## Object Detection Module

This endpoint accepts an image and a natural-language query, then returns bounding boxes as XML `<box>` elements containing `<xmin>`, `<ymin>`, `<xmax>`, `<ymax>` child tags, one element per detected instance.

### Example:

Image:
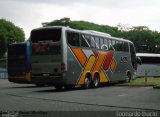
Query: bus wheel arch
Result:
<box><xmin>92</xmin><ymin>72</ymin><xmax>100</xmax><ymax>88</ymax></box>
<box><xmin>82</xmin><ymin>72</ymin><xmax>92</xmax><ymax>89</ymax></box>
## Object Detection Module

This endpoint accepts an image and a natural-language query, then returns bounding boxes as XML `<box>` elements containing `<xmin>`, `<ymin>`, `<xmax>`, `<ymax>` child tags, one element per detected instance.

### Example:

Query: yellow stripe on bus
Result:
<box><xmin>100</xmin><ymin>70</ymin><xmax>109</xmax><ymax>83</ymax></box>
<box><xmin>25</xmin><ymin>72</ymin><xmax>31</xmax><ymax>82</ymax></box>
<box><xmin>110</xmin><ymin>59</ymin><xmax>117</xmax><ymax>72</ymax></box>
<box><xmin>78</xmin><ymin>55</ymin><xmax>96</xmax><ymax>85</ymax></box>
<box><xmin>71</xmin><ymin>48</ymin><xmax>87</xmax><ymax>67</ymax></box>
<box><xmin>92</xmin><ymin>52</ymin><xmax>106</xmax><ymax>79</ymax></box>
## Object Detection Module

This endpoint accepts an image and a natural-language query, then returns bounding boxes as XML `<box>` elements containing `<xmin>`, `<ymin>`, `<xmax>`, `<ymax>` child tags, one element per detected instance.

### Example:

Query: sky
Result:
<box><xmin>0</xmin><ymin>0</ymin><xmax>160</xmax><ymax>39</ymax></box>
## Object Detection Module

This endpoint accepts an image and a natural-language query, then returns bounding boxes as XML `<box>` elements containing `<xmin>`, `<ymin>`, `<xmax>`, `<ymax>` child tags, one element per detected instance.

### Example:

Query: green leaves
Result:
<box><xmin>42</xmin><ymin>18</ymin><xmax>120</xmax><ymax>37</ymax></box>
<box><xmin>123</xmin><ymin>26</ymin><xmax>159</xmax><ymax>53</ymax></box>
<box><xmin>0</xmin><ymin>19</ymin><xmax>25</xmax><ymax>58</ymax></box>
<box><xmin>42</xmin><ymin>17</ymin><xmax>160</xmax><ymax>54</ymax></box>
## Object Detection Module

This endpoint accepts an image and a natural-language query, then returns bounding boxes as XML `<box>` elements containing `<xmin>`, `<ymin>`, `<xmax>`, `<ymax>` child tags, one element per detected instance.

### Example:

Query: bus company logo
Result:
<box><xmin>121</xmin><ymin>56</ymin><xmax>128</xmax><ymax>63</ymax></box>
<box><xmin>71</xmin><ymin>48</ymin><xmax>117</xmax><ymax>84</ymax></box>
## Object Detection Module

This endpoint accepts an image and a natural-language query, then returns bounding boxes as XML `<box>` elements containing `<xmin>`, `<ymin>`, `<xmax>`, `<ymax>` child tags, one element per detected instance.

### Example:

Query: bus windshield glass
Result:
<box><xmin>31</xmin><ymin>28</ymin><xmax>61</xmax><ymax>43</ymax></box>
<box><xmin>140</xmin><ymin>57</ymin><xmax>160</xmax><ymax>64</ymax></box>
<box><xmin>8</xmin><ymin>44</ymin><xmax>25</xmax><ymax>56</ymax></box>
<box><xmin>8</xmin><ymin>44</ymin><xmax>26</xmax><ymax>75</ymax></box>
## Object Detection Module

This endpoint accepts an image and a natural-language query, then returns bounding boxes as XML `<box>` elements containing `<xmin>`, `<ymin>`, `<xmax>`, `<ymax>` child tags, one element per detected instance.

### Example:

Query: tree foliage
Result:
<box><xmin>43</xmin><ymin>17</ymin><xmax>120</xmax><ymax>37</ymax></box>
<box><xmin>121</xmin><ymin>26</ymin><xmax>158</xmax><ymax>53</ymax></box>
<box><xmin>0</xmin><ymin>19</ymin><xmax>25</xmax><ymax>58</ymax></box>
<box><xmin>42</xmin><ymin>17</ymin><xmax>160</xmax><ymax>53</ymax></box>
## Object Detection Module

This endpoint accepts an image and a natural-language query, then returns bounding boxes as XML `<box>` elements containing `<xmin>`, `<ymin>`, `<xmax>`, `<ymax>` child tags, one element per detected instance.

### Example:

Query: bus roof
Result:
<box><xmin>31</xmin><ymin>26</ymin><xmax>133</xmax><ymax>43</ymax></box>
<box><xmin>82</xmin><ymin>30</ymin><xmax>111</xmax><ymax>37</ymax></box>
<box><xmin>136</xmin><ymin>53</ymin><xmax>160</xmax><ymax>57</ymax></box>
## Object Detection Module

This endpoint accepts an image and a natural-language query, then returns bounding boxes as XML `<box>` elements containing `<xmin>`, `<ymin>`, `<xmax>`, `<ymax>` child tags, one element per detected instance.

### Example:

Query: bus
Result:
<box><xmin>136</xmin><ymin>53</ymin><xmax>160</xmax><ymax>77</ymax></box>
<box><xmin>30</xmin><ymin>26</ymin><xmax>137</xmax><ymax>89</ymax></box>
<box><xmin>7</xmin><ymin>41</ymin><xmax>31</xmax><ymax>83</ymax></box>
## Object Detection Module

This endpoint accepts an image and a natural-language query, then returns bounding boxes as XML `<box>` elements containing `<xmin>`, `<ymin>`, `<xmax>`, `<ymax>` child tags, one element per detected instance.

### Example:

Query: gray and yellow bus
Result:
<box><xmin>30</xmin><ymin>26</ymin><xmax>137</xmax><ymax>89</ymax></box>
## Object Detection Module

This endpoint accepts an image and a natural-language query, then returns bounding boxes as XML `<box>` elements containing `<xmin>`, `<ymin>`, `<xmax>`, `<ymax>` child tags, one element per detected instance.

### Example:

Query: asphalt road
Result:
<box><xmin>0</xmin><ymin>79</ymin><xmax>160</xmax><ymax>113</ymax></box>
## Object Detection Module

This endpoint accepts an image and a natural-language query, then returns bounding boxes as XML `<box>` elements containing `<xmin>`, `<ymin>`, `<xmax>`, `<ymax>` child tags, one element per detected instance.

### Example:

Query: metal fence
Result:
<box><xmin>0</xmin><ymin>59</ymin><xmax>8</xmax><ymax>79</ymax></box>
<box><xmin>0</xmin><ymin>69</ymin><xmax>8</xmax><ymax>79</ymax></box>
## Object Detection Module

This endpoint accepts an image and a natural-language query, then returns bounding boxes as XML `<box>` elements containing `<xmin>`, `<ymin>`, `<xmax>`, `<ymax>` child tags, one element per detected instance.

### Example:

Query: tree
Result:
<box><xmin>42</xmin><ymin>17</ymin><xmax>120</xmax><ymax>37</ymax></box>
<box><xmin>42</xmin><ymin>17</ymin><xmax>160</xmax><ymax>54</ymax></box>
<box><xmin>122</xmin><ymin>26</ymin><xmax>158</xmax><ymax>53</ymax></box>
<box><xmin>0</xmin><ymin>19</ymin><xmax>25</xmax><ymax>58</ymax></box>
<box><xmin>0</xmin><ymin>32</ymin><xmax>7</xmax><ymax>58</ymax></box>
<box><xmin>42</xmin><ymin>17</ymin><xmax>71</xmax><ymax>27</ymax></box>
<box><xmin>154</xmin><ymin>32</ymin><xmax>160</xmax><ymax>53</ymax></box>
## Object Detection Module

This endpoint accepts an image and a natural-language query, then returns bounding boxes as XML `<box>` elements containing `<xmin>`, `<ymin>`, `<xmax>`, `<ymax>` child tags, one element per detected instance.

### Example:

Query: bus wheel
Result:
<box><xmin>83</xmin><ymin>75</ymin><xmax>91</xmax><ymax>89</ymax></box>
<box><xmin>54</xmin><ymin>85</ymin><xmax>63</xmax><ymax>90</ymax></box>
<box><xmin>92</xmin><ymin>74</ymin><xmax>100</xmax><ymax>88</ymax></box>
<box><xmin>126</xmin><ymin>73</ymin><xmax>131</xmax><ymax>83</ymax></box>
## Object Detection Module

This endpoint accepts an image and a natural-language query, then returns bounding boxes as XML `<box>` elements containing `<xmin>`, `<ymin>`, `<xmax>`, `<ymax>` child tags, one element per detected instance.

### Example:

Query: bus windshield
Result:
<box><xmin>31</xmin><ymin>28</ymin><xmax>61</xmax><ymax>43</ymax></box>
<box><xmin>140</xmin><ymin>57</ymin><xmax>160</xmax><ymax>64</ymax></box>
<box><xmin>8</xmin><ymin>44</ymin><xmax>25</xmax><ymax>56</ymax></box>
<box><xmin>8</xmin><ymin>43</ymin><xmax>27</xmax><ymax>75</ymax></box>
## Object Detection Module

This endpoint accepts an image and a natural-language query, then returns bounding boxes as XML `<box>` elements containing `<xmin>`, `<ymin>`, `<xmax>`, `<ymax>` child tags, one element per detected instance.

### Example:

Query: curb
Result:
<box><xmin>116</xmin><ymin>85</ymin><xmax>154</xmax><ymax>87</ymax></box>
<box><xmin>116</xmin><ymin>84</ymin><xmax>160</xmax><ymax>89</ymax></box>
<box><xmin>114</xmin><ymin>83</ymin><xmax>154</xmax><ymax>87</ymax></box>
<box><xmin>153</xmin><ymin>85</ymin><xmax>160</xmax><ymax>89</ymax></box>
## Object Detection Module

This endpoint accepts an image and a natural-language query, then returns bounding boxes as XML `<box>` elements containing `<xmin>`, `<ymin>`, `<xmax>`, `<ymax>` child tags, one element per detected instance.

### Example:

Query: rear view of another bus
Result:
<box><xmin>7</xmin><ymin>41</ymin><xmax>31</xmax><ymax>83</ymax></box>
<box><xmin>30</xmin><ymin>27</ymin><xmax>65</xmax><ymax>87</ymax></box>
<box><xmin>136</xmin><ymin>53</ymin><xmax>160</xmax><ymax>77</ymax></box>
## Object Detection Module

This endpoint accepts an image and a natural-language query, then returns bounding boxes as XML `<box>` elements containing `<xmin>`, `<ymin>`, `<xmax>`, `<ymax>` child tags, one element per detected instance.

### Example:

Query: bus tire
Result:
<box><xmin>126</xmin><ymin>72</ymin><xmax>131</xmax><ymax>83</ymax></box>
<box><xmin>83</xmin><ymin>74</ymin><xmax>91</xmax><ymax>89</ymax></box>
<box><xmin>92</xmin><ymin>74</ymin><xmax>100</xmax><ymax>88</ymax></box>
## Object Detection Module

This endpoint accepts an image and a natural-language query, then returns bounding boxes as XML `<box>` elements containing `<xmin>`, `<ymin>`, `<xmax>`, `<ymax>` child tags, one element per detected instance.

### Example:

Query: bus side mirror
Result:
<box><xmin>137</xmin><ymin>57</ymin><xmax>142</xmax><ymax>65</ymax></box>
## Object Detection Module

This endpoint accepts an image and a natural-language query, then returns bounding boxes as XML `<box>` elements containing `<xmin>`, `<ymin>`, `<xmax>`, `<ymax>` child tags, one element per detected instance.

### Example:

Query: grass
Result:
<box><xmin>131</xmin><ymin>77</ymin><xmax>160</xmax><ymax>85</ymax></box>
<box><xmin>120</xmin><ymin>77</ymin><xmax>160</xmax><ymax>86</ymax></box>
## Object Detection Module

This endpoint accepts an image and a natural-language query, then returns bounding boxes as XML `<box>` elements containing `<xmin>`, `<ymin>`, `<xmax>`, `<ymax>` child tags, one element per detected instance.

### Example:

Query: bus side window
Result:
<box><xmin>84</xmin><ymin>35</ymin><xmax>91</xmax><ymax>46</ymax></box>
<box><xmin>109</xmin><ymin>40</ymin><xmax>114</xmax><ymax>51</ymax></box>
<box><xmin>116</xmin><ymin>41</ymin><xmax>119</xmax><ymax>51</ymax></box>
<box><xmin>117</xmin><ymin>41</ymin><xmax>123</xmax><ymax>51</ymax></box>
<box><xmin>80</xmin><ymin>34</ymin><xmax>90</xmax><ymax>48</ymax></box>
<box><xmin>100</xmin><ymin>38</ymin><xmax>104</xmax><ymax>50</ymax></box>
<box><xmin>112</xmin><ymin>40</ymin><xmax>116</xmax><ymax>51</ymax></box>
<box><xmin>67</xmin><ymin>32</ymin><xmax>80</xmax><ymax>47</ymax></box>
<box><xmin>102</xmin><ymin>38</ymin><xmax>108</xmax><ymax>50</ymax></box>
<box><xmin>119</xmin><ymin>41</ymin><xmax>123</xmax><ymax>51</ymax></box>
<box><xmin>124</xmin><ymin>42</ymin><xmax>129</xmax><ymax>52</ymax></box>
<box><xmin>90</xmin><ymin>36</ymin><xmax>96</xmax><ymax>48</ymax></box>
<box><xmin>95</xmin><ymin>37</ymin><xmax>100</xmax><ymax>49</ymax></box>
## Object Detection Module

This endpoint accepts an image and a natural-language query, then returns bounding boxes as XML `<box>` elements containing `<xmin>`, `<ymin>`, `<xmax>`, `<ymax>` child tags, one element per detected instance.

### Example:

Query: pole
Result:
<box><xmin>145</xmin><ymin>70</ymin><xmax>147</xmax><ymax>83</ymax></box>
